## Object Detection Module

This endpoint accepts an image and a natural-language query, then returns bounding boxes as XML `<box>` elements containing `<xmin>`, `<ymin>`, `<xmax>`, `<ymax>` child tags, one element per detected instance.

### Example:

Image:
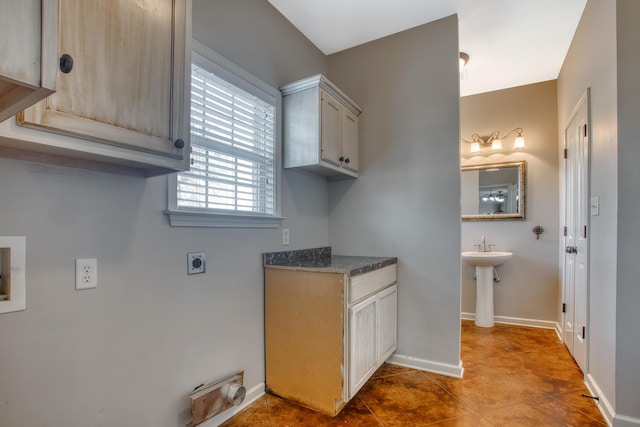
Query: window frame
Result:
<box><xmin>166</xmin><ymin>40</ymin><xmax>284</xmax><ymax>228</ymax></box>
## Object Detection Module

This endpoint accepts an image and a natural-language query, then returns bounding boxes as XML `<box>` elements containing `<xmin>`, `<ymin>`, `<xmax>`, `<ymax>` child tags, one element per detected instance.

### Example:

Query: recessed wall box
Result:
<box><xmin>0</xmin><ymin>236</ymin><xmax>26</xmax><ymax>314</ymax></box>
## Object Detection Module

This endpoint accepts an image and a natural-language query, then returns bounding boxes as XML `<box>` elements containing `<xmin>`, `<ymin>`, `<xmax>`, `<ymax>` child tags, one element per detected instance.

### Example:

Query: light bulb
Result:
<box><xmin>513</xmin><ymin>135</ymin><xmax>526</xmax><ymax>149</ymax></box>
<box><xmin>470</xmin><ymin>142</ymin><xmax>481</xmax><ymax>153</ymax></box>
<box><xmin>491</xmin><ymin>139</ymin><xmax>503</xmax><ymax>150</ymax></box>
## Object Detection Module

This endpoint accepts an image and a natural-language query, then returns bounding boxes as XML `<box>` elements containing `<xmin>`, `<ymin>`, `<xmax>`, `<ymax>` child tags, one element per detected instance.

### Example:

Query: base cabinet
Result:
<box><xmin>349</xmin><ymin>294</ymin><xmax>378</xmax><ymax>397</ymax></box>
<box><xmin>349</xmin><ymin>284</ymin><xmax>398</xmax><ymax>398</ymax></box>
<box><xmin>377</xmin><ymin>285</ymin><xmax>398</xmax><ymax>362</ymax></box>
<box><xmin>265</xmin><ymin>264</ymin><xmax>397</xmax><ymax>416</ymax></box>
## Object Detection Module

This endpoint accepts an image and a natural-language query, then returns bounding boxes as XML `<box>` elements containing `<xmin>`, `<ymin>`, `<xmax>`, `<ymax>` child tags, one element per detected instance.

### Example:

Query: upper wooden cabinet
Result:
<box><xmin>0</xmin><ymin>0</ymin><xmax>191</xmax><ymax>176</ymax></box>
<box><xmin>0</xmin><ymin>0</ymin><xmax>58</xmax><ymax>123</ymax></box>
<box><xmin>281</xmin><ymin>75</ymin><xmax>361</xmax><ymax>179</ymax></box>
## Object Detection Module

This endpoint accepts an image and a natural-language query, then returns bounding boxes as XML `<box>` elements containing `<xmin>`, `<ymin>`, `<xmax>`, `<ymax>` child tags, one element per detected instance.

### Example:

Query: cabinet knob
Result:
<box><xmin>59</xmin><ymin>54</ymin><xmax>74</xmax><ymax>74</ymax></box>
<box><xmin>339</xmin><ymin>156</ymin><xmax>345</xmax><ymax>162</ymax></box>
<box><xmin>344</xmin><ymin>158</ymin><xmax>350</xmax><ymax>164</ymax></box>
<box><xmin>174</xmin><ymin>139</ymin><xmax>185</xmax><ymax>149</ymax></box>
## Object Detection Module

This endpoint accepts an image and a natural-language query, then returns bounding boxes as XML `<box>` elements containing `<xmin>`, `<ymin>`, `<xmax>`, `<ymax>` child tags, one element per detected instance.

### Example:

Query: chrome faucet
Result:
<box><xmin>474</xmin><ymin>234</ymin><xmax>494</xmax><ymax>252</ymax></box>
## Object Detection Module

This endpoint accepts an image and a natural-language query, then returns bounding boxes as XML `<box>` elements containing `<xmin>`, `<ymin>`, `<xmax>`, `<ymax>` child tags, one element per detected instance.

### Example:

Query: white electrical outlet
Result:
<box><xmin>282</xmin><ymin>228</ymin><xmax>290</xmax><ymax>246</ymax></box>
<box><xmin>188</xmin><ymin>252</ymin><xmax>205</xmax><ymax>275</ymax></box>
<box><xmin>75</xmin><ymin>258</ymin><xmax>97</xmax><ymax>290</ymax></box>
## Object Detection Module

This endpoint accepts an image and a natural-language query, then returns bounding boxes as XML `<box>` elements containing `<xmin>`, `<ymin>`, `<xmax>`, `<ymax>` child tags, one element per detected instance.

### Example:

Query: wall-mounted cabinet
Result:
<box><xmin>0</xmin><ymin>0</ymin><xmax>58</xmax><ymax>124</ymax></box>
<box><xmin>0</xmin><ymin>0</ymin><xmax>191</xmax><ymax>176</ymax></box>
<box><xmin>281</xmin><ymin>74</ymin><xmax>361</xmax><ymax>179</ymax></box>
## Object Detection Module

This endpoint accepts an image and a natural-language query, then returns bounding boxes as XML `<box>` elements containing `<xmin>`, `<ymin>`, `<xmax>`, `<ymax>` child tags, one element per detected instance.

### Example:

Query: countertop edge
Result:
<box><xmin>264</xmin><ymin>257</ymin><xmax>397</xmax><ymax>276</ymax></box>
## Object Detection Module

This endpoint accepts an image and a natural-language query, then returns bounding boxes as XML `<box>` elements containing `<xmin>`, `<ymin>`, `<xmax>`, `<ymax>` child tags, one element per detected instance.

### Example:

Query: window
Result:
<box><xmin>167</xmin><ymin>41</ymin><xmax>283</xmax><ymax>227</ymax></box>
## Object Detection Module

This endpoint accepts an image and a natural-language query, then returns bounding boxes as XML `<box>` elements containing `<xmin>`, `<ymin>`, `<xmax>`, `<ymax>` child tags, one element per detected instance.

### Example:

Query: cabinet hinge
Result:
<box><xmin>584</xmin><ymin>124</ymin><xmax>588</xmax><ymax>138</ymax></box>
<box><xmin>562</xmin><ymin>303</ymin><xmax>566</xmax><ymax>313</ymax></box>
<box><xmin>582</xmin><ymin>326</ymin><xmax>586</xmax><ymax>339</ymax></box>
<box><xmin>563</xmin><ymin>226</ymin><xmax>567</xmax><ymax>237</ymax></box>
<box><xmin>564</xmin><ymin>148</ymin><xmax>568</xmax><ymax>159</ymax></box>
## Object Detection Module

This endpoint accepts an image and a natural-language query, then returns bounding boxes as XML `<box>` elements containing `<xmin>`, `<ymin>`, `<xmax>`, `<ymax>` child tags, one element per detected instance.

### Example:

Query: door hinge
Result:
<box><xmin>563</xmin><ymin>226</ymin><xmax>567</xmax><ymax>237</ymax></box>
<box><xmin>583</xmin><ymin>225</ymin><xmax>587</xmax><ymax>238</ymax></box>
<box><xmin>582</xmin><ymin>326</ymin><xmax>586</xmax><ymax>339</ymax></box>
<box><xmin>584</xmin><ymin>124</ymin><xmax>588</xmax><ymax>138</ymax></box>
<box><xmin>563</xmin><ymin>148</ymin><xmax>568</xmax><ymax>159</ymax></box>
<box><xmin>562</xmin><ymin>303</ymin><xmax>566</xmax><ymax>313</ymax></box>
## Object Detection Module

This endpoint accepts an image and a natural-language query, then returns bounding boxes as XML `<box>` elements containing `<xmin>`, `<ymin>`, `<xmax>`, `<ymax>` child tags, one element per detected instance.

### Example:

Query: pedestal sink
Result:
<box><xmin>462</xmin><ymin>251</ymin><xmax>512</xmax><ymax>327</ymax></box>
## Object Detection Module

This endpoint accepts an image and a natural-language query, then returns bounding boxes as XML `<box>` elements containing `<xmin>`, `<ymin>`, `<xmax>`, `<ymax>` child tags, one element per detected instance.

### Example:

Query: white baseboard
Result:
<box><xmin>554</xmin><ymin>323</ymin><xmax>563</xmax><ymax>341</ymax></box>
<box><xmin>586</xmin><ymin>373</ymin><xmax>640</xmax><ymax>427</ymax></box>
<box><xmin>584</xmin><ymin>372</ymin><xmax>640</xmax><ymax>427</ymax></box>
<box><xmin>585</xmin><ymin>373</ymin><xmax>614</xmax><ymax>426</ymax></box>
<box><xmin>461</xmin><ymin>312</ymin><xmax>561</xmax><ymax>333</ymax></box>
<box><xmin>614</xmin><ymin>414</ymin><xmax>640</xmax><ymax>427</ymax></box>
<box><xmin>387</xmin><ymin>354</ymin><xmax>464</xmax><ymax>378</ymax></box>
<box><xmin>196</xmin><ymin>382</ymin><xmax>265</xmax><ymax>427</ymax></box>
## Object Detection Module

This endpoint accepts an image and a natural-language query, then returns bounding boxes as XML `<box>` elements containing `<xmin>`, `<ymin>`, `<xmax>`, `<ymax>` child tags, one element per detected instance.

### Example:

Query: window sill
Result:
<box><xmin>164</xmin><ymin>209</ymin><xmax>285</xmax><ymax>228</ymax></box>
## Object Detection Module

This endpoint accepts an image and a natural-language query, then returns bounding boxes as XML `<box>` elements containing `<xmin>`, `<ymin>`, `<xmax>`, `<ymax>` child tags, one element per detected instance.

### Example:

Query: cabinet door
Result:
<box><xmin>0</xmin><ymin>0</ymin><xmax>57</xmax><ymax>122</ymax></box>
<box><xmin>0</xmin><ymin>0</ymin><xmax>41</xmax><ymax>88</ymax></box>
<box><xmin>341</xmin><ymin>109</ymin><xmax>358</xmax><ymax>173</ymax></box>
<box><xmin>19</xmin><ymin>0</ymin><xmax>189</xmax><ymax>164</ymax></box>
<box><xmin>377</xmin><ymin>284</ymin><xmax>398</xmax><ymax>363</ymax></box>
<box><xmin>320</xmin><ymin>89</ymin><xmax>341</xmax><ymax>167</ymax></box>
<box><xmin>349</xmin><ymin>294</ymin><xmax>377</xmax><ymax>398</ymax></box>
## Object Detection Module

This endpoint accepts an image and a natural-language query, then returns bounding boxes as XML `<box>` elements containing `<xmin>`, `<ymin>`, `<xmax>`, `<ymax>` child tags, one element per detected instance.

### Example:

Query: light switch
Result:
<box><xmin>591</xmin><ymin>196</ymin><xmax>600</xmax><ymax>216</ymax></box>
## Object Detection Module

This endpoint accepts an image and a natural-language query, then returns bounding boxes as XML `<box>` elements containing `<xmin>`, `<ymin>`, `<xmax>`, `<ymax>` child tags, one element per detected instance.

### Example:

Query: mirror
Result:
<box><xmin>461</xmin><ymin>161</ymin><xmax>526</xmax><ymax>221</ymax></box>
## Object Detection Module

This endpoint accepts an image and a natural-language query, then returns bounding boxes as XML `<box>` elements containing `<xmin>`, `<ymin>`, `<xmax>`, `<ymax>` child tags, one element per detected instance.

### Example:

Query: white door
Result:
<box><xmin>563</xmin><ymin>93</ymin><xmax>589</xmax><ymax>373</ymax></box>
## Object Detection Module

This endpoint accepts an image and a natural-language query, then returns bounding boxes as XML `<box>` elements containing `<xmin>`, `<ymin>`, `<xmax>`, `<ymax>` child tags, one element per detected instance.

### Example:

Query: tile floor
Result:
<box><xmin>221</xmin><ymin>321</ymin><xmax>607</xmax><ymax>426</ymax></box>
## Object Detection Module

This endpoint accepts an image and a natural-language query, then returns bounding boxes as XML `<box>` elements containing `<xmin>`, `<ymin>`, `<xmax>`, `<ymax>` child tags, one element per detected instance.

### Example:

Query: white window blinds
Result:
<box><xmin>177</xmin><ymin>62</ymin><xmax>276</xmax><ymax>215</ymax></box>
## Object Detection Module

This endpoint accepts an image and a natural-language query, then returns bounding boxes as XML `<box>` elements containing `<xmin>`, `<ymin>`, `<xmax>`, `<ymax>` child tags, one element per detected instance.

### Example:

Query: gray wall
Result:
<box><xmin>557</xmin><ymin>0</ymin><xmax>619</xmax><ymax>419</ymax></box>
<box><xmin>326</xmin><ymin>16</ymin><xmax>462</xmax><ymax>370</ymax></box>
<box><xmin>460</xmin><ymin>81</ymin><xmax>560</xmax><ymax>324</ymax></box>
<box><xmin>615</xmin><ymin>0</ymin><xmax>640</xmax><ymax>421</ymax></box>
<box><xmin>560</xmin><ymin>0</ymin><xmax>640</xmax><ymax>420</ymax></box>
<box><xmin>0</xmin><ymin>1</ymin><xmax>330</xmax><ymax>426</ymax></box>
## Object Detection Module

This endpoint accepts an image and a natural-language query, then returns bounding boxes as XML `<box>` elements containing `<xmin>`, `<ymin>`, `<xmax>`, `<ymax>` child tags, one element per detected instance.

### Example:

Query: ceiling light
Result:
<box><xmin>459</xmin><ymin>52</ymin><xmax>469</xmax><ymax>73</ymax></box>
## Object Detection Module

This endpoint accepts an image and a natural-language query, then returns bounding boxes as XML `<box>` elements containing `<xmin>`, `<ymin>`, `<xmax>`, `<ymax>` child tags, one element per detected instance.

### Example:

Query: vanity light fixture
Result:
<box><xmin>462</xmin><ymin>128</ymin><xmax>526</xmax><ymax>154</ymax></box>
<box><xmin>481</xmin><ymin>189</ymin><xmax>505</xmax><ymax>203</ymax></box>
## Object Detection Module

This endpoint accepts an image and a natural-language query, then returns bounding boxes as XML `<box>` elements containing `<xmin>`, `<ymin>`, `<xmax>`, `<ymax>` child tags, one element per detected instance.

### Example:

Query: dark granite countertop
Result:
<box><xmin>263</xmin><ymin>247</ymin><xmax>397</xmax><ymax>276</ymax></box>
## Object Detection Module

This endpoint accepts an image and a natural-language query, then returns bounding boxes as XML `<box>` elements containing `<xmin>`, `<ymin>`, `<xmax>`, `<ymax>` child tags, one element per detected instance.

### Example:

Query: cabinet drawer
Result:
<box><xmin>349</xmin><ymin>264</ymin><xmax>397</xmax><ymax>304</ymax></box>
